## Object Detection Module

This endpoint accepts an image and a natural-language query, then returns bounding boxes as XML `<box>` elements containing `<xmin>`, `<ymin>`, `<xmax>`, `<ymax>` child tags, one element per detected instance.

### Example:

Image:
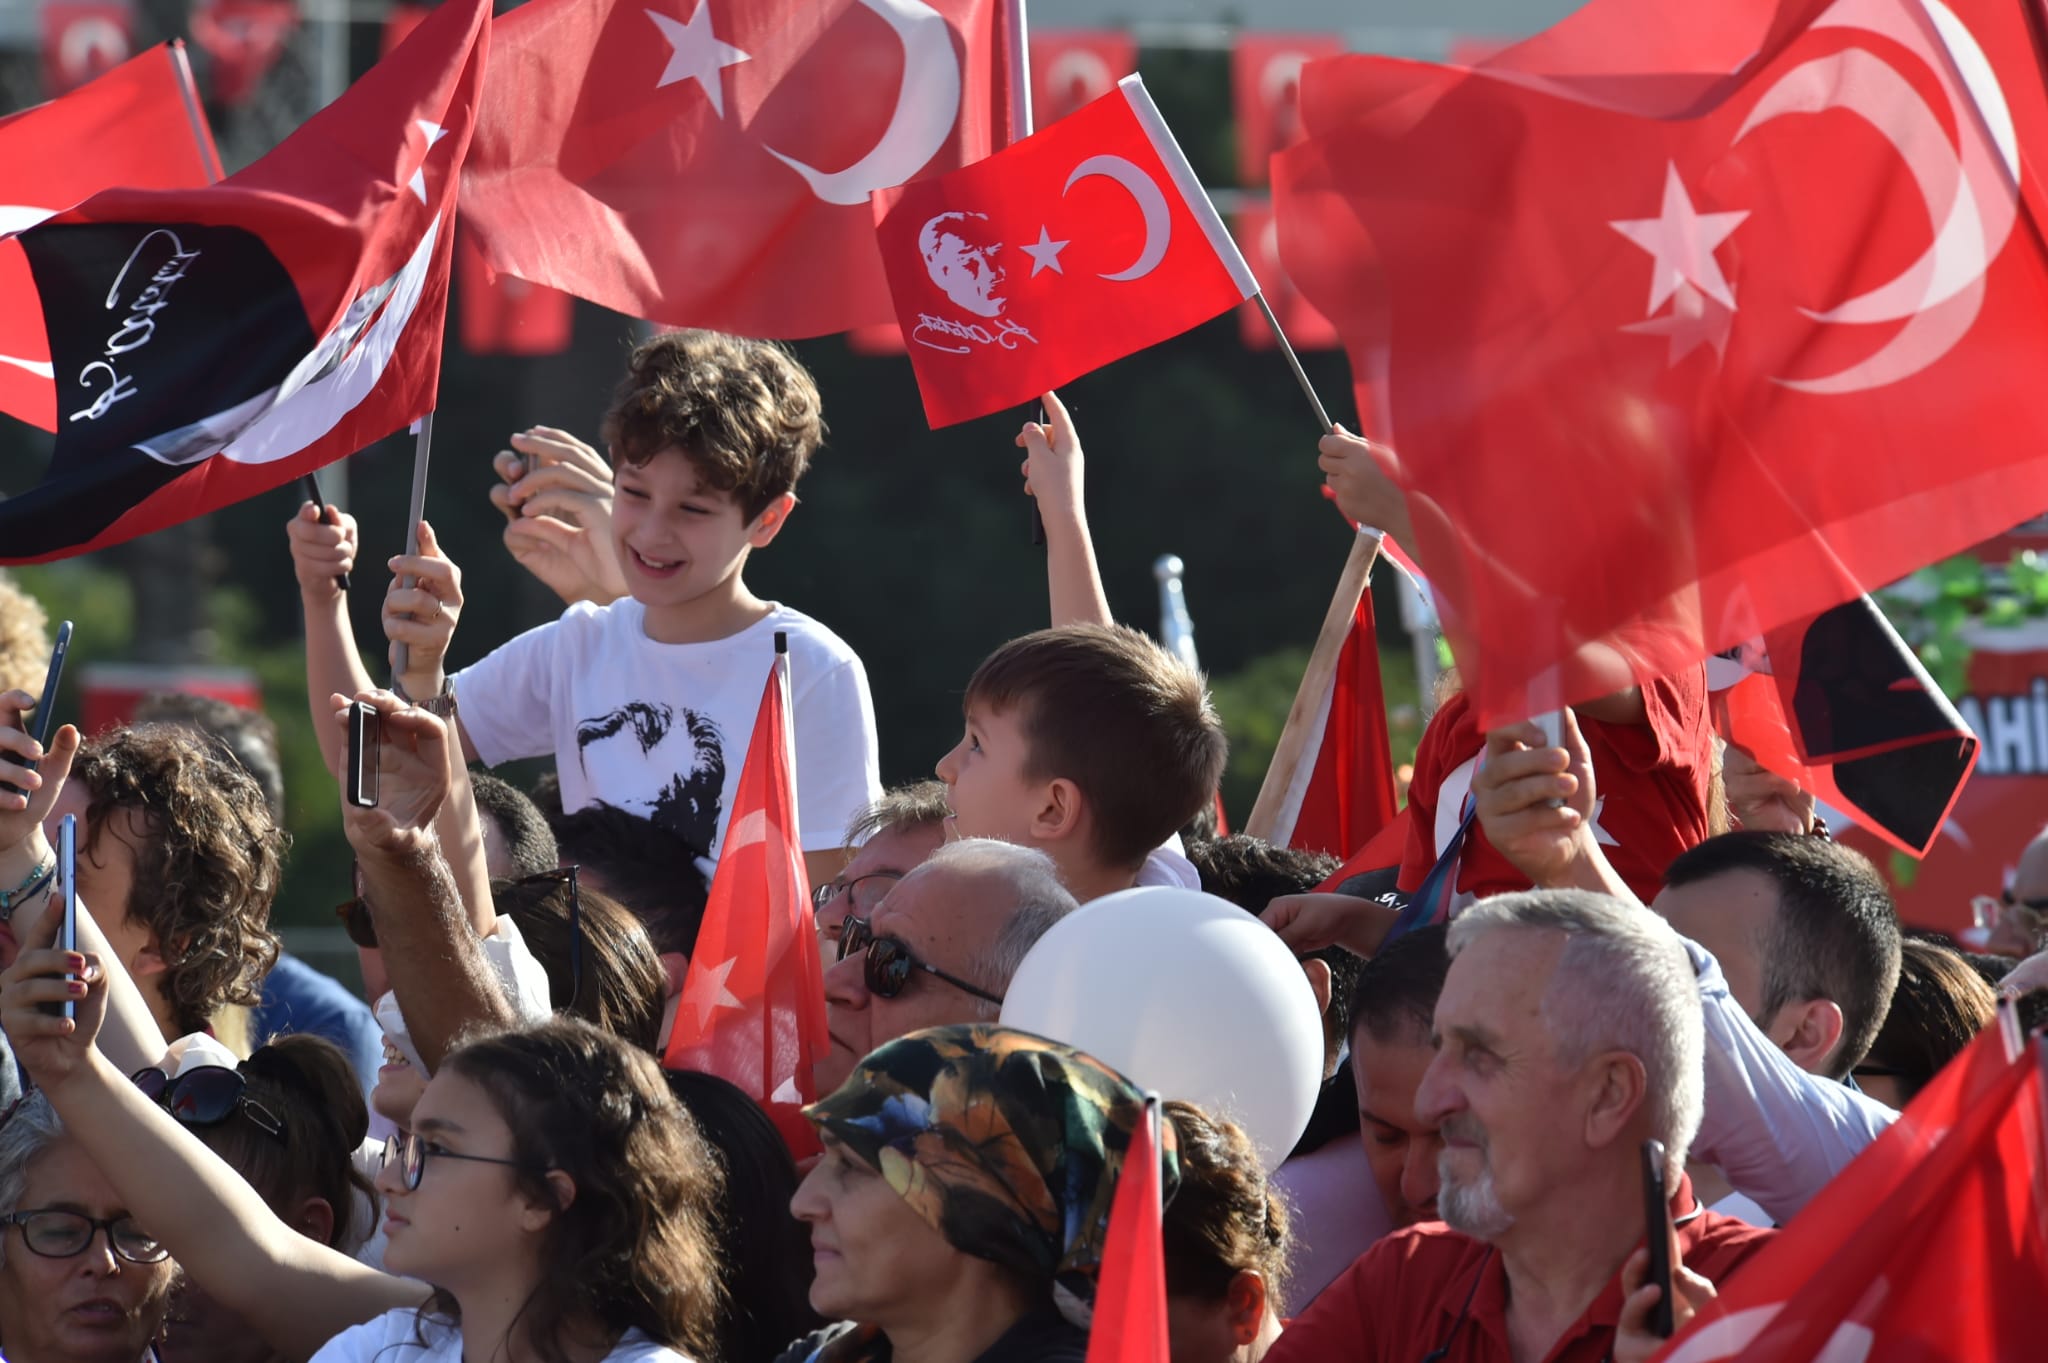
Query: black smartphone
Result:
<box><xmin>1641</xmin><ymin>1137</ymin><xmax>1675</xmax><ymax>1338</ymax></box>
<box><xmin>40</xmin><ymin>813</ymin><xmax>77</xmax><ymax>1020</ymax></box>
<box><xmin>346</xmin><ymin>700</ymin><xmax>380</xmax><ymax>809</ymax></box>
<box><xmin>4</xmin><ymin>620</ymin><xmax>72</xmax><ymax>800</ymax></box>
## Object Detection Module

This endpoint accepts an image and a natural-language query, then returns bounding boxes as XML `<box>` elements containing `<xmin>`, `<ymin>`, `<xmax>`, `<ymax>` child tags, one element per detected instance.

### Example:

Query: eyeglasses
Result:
<box><xmin>0</xmin><ymin>1209</ymin><xmax>169</xmax><ymax>1264</ymax></box>
<box><xmin>813</xmin><ymin>871</ymin><xmax>903</xmax><ymax>918</ymax></box>
<box><xmin>132</xmin><ymin>1065</ymin><xmax>286</xmax><ymax>1143</ymax></box>
<box><xmin>837</xmin><ymin>914</ymin><xmax>1003</xmax><ymax>1005</ymax></box>
<box><xmin>381</xmin><ymin>1129</ymin><xmax>527</xmax><ymax>1192</ymax></box>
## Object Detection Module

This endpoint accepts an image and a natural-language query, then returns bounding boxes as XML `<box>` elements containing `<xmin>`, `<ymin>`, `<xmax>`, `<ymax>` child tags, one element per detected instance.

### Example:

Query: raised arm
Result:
<box><xmin>334</xmin><ymin>691</ymin><xmax>518</xmax><ymax>1070</ymax></box>
<box><xmin>0</xmin><ymin>937</ymin><xmax>419</xmax><ymax>1360</ymax></box>
<box><xmin>490</xmin><ymin>426</ymin><xmax>629</xmax><ymax>607</ymax></box>
<box><xmin>287</xmin><ymin>503</ymin><xmax>377</xmax><ymax>780</ymax></box>
<box><xmin>1020</xmin><ymin>390</ymin><xmax>1114</xmax><ymax>630</ymax></box>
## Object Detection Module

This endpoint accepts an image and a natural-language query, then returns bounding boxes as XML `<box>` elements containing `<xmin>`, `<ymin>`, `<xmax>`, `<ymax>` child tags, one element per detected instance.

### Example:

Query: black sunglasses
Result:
<box><xmin>838</xmin><ymin>914</ymin><xmax>1003</xmax><ymax>1005</ymax></box>
<box><xmin>132</xmin><ymin>1065</ymin><xmax>285</xmax><ymax>1143</ymax></box>
<box><xmin>493</xmin><ymin>866</ymin><xmax>582</xmax><ymax>1011</ymax></box>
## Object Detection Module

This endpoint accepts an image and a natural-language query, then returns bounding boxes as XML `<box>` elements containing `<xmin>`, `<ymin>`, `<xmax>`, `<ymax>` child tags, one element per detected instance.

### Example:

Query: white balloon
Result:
<box><xmin>1000</xmin><ymin>886</ymin><xmax>1326</xmax><ymax>1168</ymax></box>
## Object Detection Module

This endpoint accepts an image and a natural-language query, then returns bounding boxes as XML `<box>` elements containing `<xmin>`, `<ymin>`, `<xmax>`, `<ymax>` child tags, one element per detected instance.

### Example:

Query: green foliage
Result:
<box><xmin>1879</xmin><ymin>549</ymin><xmax>2048</xmax><ymax>700</ymax></box>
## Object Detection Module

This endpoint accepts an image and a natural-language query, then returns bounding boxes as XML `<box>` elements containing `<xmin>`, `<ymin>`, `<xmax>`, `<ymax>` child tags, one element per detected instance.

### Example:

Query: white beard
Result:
<box><xmin>1438</xmin><ymin>1149</ymin><xmax>1516</xmax><ymax>1239</ymax></box>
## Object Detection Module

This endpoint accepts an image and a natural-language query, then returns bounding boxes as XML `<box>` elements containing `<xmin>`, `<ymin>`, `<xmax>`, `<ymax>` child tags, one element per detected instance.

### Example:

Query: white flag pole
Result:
<box><xmin>390</xmin><ymin>412</ymin><xmax>435</xmax><ymax>682</ymax></box>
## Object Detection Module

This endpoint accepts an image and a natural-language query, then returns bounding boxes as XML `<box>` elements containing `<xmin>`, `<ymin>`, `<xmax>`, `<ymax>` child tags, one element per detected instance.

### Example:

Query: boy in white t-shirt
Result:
<box><xmin>293</xmin><ymin>331</ymin><xmax>879</xmax><ymax>886</ymax></box>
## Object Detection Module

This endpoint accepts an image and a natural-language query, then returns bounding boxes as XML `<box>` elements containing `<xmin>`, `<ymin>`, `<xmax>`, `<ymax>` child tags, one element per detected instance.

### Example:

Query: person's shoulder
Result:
<box><xmin>761</xmin><ymin>604</ymin><xmax>864</xmax><ymax>668</ymax></box>
<box><xmin>605</xmin><ymin>1330</ymin><xmax>701</xmax><ymax>1362</ymax></box>
<box><xmin>308</xmin><ymin>1309</ymin><xmax>450</xmax><ymax>1362</ymax></box>
<box><xmin>1319</xmin><ymin>1222</ymin><xmax>1485</xmax><ymax>1302</ymax></box>
<box><xmin>1686</xmin><ymin>1205</ymin><xmax>1779</xmax><ymax>1279</ymax></box>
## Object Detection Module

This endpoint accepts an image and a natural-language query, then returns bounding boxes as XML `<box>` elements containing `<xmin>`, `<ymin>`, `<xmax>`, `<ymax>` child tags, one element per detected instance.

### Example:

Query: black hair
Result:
<box><xmin>1347</xmin><ymin>924</ymin><xmax>1452</xmax><ymax>1047</ymax></box>
<box><xmin>470</xmin><ymin>770</ymin><xmax>560</xmax><ymax>877</ymax></box>
<box><xmin>548</xmin><ymin>801</ymin><xmax>709</xmax><ymax>959</ymax></box>
<box><xmin>496</xmin><ymin>875</ymin><xmax>666</xmax><ymax>1054</ymax></box>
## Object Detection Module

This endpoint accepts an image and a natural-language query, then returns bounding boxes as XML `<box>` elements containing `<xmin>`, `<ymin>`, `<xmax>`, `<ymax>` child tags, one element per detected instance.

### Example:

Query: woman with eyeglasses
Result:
<box><xmin>1</xmin><ymin>937</ymin><xmax>727</xmax><ymax>1363</ymax></box>
<box><xmin>779</xmin><ymin>1024</ymin><xmax>1174</xmax><ymax>1363</ymax></box>
<box><xmin>0</xmin><ymin>1090</ymin><xmax>176</xmax><ymax>1363</ymax></box>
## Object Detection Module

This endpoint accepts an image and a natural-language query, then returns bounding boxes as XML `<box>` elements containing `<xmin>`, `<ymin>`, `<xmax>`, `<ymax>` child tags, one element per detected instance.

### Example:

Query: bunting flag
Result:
<box><xmin>1031</xmin><ymin>29</ymin><xmax>1137</xmax><ymax>127</ymax></box>
<box><xmin>462</xmin><ymin>0</ymin><xmax>1013</xmax><ymax>338</ymax></box>
<box><xmin>41</xmin><ymin>1</ymin><xmax>135</xmax><ymax>96</ymax></box>
<box><xmin>1236</xmin><ymin>196</ymin><xmax>1338</xmax><ymax>352</ymax></box>
<box><xmin>1229</xmin><ymin>32</ymin><xmax>1343</xmax><ymax>187</ymax></box>
<box><xmin>0</xmin><ymin>0</ymin><xmax>488</xmax><ymax>563</ymax></box>
<box><xmin>189</xmin><ymin>0</ymin><xmax>300</xmax><ymax>107</ymax></box>
<box><xmin>1273</xmin><ymin>0</ymin><xmax>2048</xmax><ymax>726</ymax></box>
<box><xmin>874</xmin><ymin>75</ymin><xmax>1258</xmax><ymax>427</ymax></box>
<box><xmin>0</xmin><ymin>43</ymin><xmax>220</xmax><ymax>432</ymax></box>
<box><xmin>663</xmin><ymin>637</ymin><xmax>829</xmax><ymax>1157</ymax></box>
<box><xmin>1659</xmin><ymin>1015</ymin><xmax>2048</xmax><ymax>1362</ymax></box>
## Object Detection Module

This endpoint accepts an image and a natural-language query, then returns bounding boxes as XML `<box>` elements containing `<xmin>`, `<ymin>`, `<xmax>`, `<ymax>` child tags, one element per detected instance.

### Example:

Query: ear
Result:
<box><xmin>1028</xmin><ymin>776</ymin><xmax>1086</xmax><ymax>847</ymax></box>
<box><xmin>520</xmin><ymin>1170</ymin><xmax>578</xmax><ymax>1232</ymax></box>
<box><xmin>747</xmin><ymin>492</ymin><xmax>799</xmax><ymax>548</ymax></box>
<box><xmin>127</xmin><ymin>929</ymin><xmax>172</xmax><ymax>981</ymax></box>
<box><xmin>290</xmin><ymin>1196</ymin><xmax>336</xmax><ymax>1246</ymax></box>
<box><xmin>1224</xmin><ymin>1270</ymin><xmax>1268</xmax><ymax>1347</ymax></box>
<box><xmin>1301</xmin><ymin>958</ymin><xmax>1334</xmax><ymax>1018</ymax></box>
<box><xmin>1775</xmin><ymin>998</ymin><xmax>1846</xmax><ymax>1075</ymax></box>
<box><xmin>1582</xmin><ymin>1049</ymin><xmax>1648</xmax><ymax>1154</ymax></box>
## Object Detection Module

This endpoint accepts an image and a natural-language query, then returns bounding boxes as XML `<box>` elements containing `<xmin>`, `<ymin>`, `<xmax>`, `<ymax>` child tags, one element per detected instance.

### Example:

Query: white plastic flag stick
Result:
<box><xmin>390</xmin><ymin>411</ymin><xmax>434</xmax><ymax>682</ymax></box>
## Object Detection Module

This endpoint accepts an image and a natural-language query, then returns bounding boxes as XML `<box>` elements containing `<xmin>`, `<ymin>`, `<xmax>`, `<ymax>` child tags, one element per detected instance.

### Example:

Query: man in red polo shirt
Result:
<box><xmin>1265</xmin><ymin>888</ymin><xmax>1772</xmax><ymax>1362</ymax></box>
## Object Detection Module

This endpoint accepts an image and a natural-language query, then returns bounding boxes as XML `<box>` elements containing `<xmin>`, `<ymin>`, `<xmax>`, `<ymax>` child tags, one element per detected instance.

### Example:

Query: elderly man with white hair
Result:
<box><xmin>816</xmin><ymin>837</ymin><xmax>1078</xmax><ymax>1091</ymax></box>
<box><xmin>1266</xmin><ymin>889</ymin><xmax>1775</xmax><ymax>1363</ymax></box>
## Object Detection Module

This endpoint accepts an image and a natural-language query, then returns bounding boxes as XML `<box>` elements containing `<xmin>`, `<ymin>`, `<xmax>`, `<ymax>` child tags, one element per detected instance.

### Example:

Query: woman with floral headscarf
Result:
<box><xmin>778</xmin><ymin>1024</ymin><xmax>1178</xmax><ymax>1363</ymax></box>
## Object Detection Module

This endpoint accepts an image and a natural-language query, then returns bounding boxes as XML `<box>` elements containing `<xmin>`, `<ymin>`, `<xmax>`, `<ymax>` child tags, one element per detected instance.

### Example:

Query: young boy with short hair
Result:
<box><xmin>291</xmin><ymin>330</ymin><xmax>880</xmax><ymax>886</ymax></box>
<box><xmin>937</xmin><ymin>623</ymin><xmax>1227</xmax><ymax>902</ymax></box>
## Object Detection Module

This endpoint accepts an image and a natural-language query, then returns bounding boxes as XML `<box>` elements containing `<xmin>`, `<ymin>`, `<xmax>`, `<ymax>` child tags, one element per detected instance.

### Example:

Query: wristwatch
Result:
<box><xmin>395</xmin><ymin>677</ymin><xmax>458</xmax><ymax>721</ymax></box>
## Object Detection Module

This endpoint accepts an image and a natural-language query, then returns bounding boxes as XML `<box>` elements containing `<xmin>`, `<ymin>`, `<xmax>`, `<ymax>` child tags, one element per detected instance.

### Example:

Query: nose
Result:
<box><xmin>372</xmin><ymin>1144</ymin><xmax>408</xmax><ymax>1199</ymax></box>
<box><xmin>1402</xmin><ymin>1134</ymin><xmax>1443</xmax><ymax>1216</ymax></box>
<box><xmin>78</xmin><ymin>1228</ymin><xmax>122</xmax><ymax>1278</ymax></box>
<box><xmin>934</xmin><ymin>741</ymin><xmax>961</xmax><ymax>784</ymax></box>
<box><xmin>1413</xmin><ymin>1050</ymin><xmax>1461</xmax><ymax>1129</ymax></box>
<box><xmin>790</xmin><ymin>1160</ymin><xmax>828</xmax><ymax>1225</ymax></box>
<box><xmin>823</xmin><ymin>950</ymin><xmax>869</xmax><ymax>1010</ymax></box>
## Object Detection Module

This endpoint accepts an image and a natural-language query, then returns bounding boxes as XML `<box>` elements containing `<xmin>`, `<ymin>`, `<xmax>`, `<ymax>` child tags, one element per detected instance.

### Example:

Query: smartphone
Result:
<box><xmin>4</xmin><ymin>620</ymin><xmax>72</xmax><ymax>800</ymax></box>
<box><xmin>1641</xmin><ymin>1137</ymin><xmax>1675</xmax><ymax>1338</ymax></box>
<box><xmin>346</xmin><ymin>700</ymin><xmax>380</xmax><ymax>809</ymax></box>
<box><xmin>40</xmin><ymin>814</ymin><xmax>77</xmax><ymax>1020</ymax></box>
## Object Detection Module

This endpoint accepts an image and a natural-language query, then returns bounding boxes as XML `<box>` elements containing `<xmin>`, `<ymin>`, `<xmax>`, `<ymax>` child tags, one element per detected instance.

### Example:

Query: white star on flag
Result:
<box><xmin>407</xmin><ymin>120</ymin><xmax>447</xmax><ymax>204</ymax></box>
<box><xmin>1590</xmin><ymin>795</ymin><xmax>1619</xmax><ymax>848</ymax></box>
<box><xmin>680</xmin><ymin>954</ymin><xmax>745</xmax><ymax>1029</ymax></box>
<box><xmin>1610</xmin><ymin>162</ymin><xmax>1748</xmax><ymax>315</ymax></box>
<box><xmin>645</xmin><ymin>3</ymin><xmax>751</xmax><ymax>119</ymax></box>
<box><xmin>1020</xmin><ymin>226</ymin><xmax>1069</xmax><ymax>277</ymax></box>
<box><xmin>1622</xmin><ymin>281</ymin><xmax>1734</xmax><ymax>366</ymax></box>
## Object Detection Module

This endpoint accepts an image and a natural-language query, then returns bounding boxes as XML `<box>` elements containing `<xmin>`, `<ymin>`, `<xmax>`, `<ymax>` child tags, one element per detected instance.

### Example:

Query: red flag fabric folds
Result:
<box><xmin>1274</xmin><ymin>0</ymin><xmax>2048</xmax><ymax>726</ymax></box>
<box><xmin>0</xmin><ymin>0</ymin><xmax>487</xmax><ymax>564</ymax></box>
<box><xmin>1659</xmin><ymin>1016</ymin><xmax>2048</xmax><ymax>1362</ymax></box>
<box><xmin>462</xmin><ymin>0</ymin><xmax>1011</xmax><ymax>338</ymax></box>
<box><xmin>663</xmin><ymin>640</ymin><xmax>829</xmax><ymax>1157</ymax></box>
<box><xmin>1083</xmin><ymin>1100</ymin><xmax>1170</xmax><ymax>1363</ymax></box>
<box><xmin>1236</xmin><ymin>197</ymin><xmax>1338</xmax><ymax>352</ymax></box>
<box><xmin>457</xmin><ymin>225</ymin><xmax>575</xmax><ymax>357</ymax></box>
<box><xmin>875</xmin><ymin>75</ymin><xmax>1259</xmax><ymax>428</ymax></box>
<box><xmin>0</xmin><ymin>44</ymin><xmax>219</xmax><ymax>433</ymax></box>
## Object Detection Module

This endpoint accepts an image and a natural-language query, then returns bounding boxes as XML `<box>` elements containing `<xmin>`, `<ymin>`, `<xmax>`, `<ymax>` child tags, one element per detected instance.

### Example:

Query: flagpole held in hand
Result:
<box><xmin>1003</xmin><ymin>0</ymin><xmax>1048</xmax><ymax>546</ymax></box>
<box><xmin>300</xmin><ymin>472</ymin><xmax>350</xmax><ymax>593</ymax></box>
<box><xmin>390</xmin><ymin>412</ymin><xmax>435</xmax><ymax>682</ymax></box>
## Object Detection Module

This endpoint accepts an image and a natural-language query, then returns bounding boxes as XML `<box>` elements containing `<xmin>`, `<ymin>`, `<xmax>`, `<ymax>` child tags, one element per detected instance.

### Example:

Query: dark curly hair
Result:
<box><xmin>1161</xmin><ymin>1099</ymin><xmax>1291</xmax><ymax>1305</ymax></box>
<box><xmin>423</xmin><ymin>1018</ymin><xmax>726</xmax><ymax>1363</ymax></box>
<box><xmin>599</xmin><ymin>329</ymin><xmax>824</xmax><ymax>522</ymax></box>
<box><xmin>76</xmin><ymin>723</ymin><xmax>284</xmax><ymax>1036</ymax></box>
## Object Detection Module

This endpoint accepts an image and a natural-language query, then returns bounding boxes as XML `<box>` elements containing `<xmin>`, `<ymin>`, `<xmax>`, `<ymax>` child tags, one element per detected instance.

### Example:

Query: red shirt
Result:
<box><xmin>1266</xmin><ymin>1181</ymin><xmax>1773</xmax><ymax>1363</ymax></box>
<box><xmin>1399</xmin><ymin>667</ymin><xmax>1713</xmax><ymax>905</ymax></box>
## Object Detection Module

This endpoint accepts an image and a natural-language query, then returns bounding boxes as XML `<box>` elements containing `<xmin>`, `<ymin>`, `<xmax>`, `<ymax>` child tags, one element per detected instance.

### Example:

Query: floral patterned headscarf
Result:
<box><xmin>804</xmin><ymin>1023</ymin><xmax>1180</xmax><ymax>1315</ymax></box>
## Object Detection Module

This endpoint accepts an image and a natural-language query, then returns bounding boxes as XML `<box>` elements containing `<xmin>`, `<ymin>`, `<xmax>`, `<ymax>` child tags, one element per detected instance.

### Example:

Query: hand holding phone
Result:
<box><xmin>3</xmin><ymin>620</ymin><xmax>71</xmax><ymax>801</ymax></box>
<box><xmin>346</xmin><ymin>700</ymin><xmax>381</xmax><ymax>809</ymax></box>
<box><xmin>1641</xmin><ymin>1138</ymin><xmax>1675</xmax><ymax>1338</ymax></box>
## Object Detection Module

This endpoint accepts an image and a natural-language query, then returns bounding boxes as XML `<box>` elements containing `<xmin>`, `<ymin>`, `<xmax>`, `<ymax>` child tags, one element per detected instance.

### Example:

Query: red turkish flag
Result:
<box><xmin>1230</xmin><ymin>32</ymin><xmax>1343</xmax><ymax>187</ymax></box>
<box><xmin>0</xmin><ymin>44</ymin><xmax>220</xmax><ymax>433</ymax></box>
<box><xmin>0</xmin><ymin>0</ymin><xmax>487</xmax><ymax>564</ymax></box>
<box><xmin>875</xmin><ymin>76</ymin><xmax>1258</xmax><ymax>428</ymax></box>
<box><xmin>462</xmin><ymin>0</ymin><xmax>1014</xmax><ymax>338</ymax></box>
<box><xmin>1235</xmin><ymin>197</ymin><xmax>1337</xmax><ymax>352</ymax></box>
<box><xmin>41</xmin><ymin>1</ymin><xmax>135</xmax><ymax>96</ymax></box>
<box><xmin>1658</xmin><ymin>1016</ymin><xmax>2048</xmax><ymax>1362</ymax></box>
<box><xmin>1289</xmin><ymin>585</ymin><xmax>1400</xmax><ymax>861</ymax></box>
<box><xmin>457</xmin><ymin>225</ymin><xmax>574</xmax><ymax>356</ymax></box>
<box><xmin>1084</xmin><ymin>1099</ymin><xmax>1171</xmax><ymax>1363</ymax></box>
<box><xmin>189</xmin><ymin>0</ymin><xmax>299</xmax><ymax>108</ymax></box>
<box><xmin>1274</xmin><ymin>0</ymin><xmax>2048</xmax><ymax>727</ymax></box>
<box><xmin>1030</xmin><ymin>30</ymin><xmax>1136</xmax><ymax>128</ymax></box>
<box><xmin>662</xmin><ymin>641</ymin><xmax>828</xmax><ymax>1158</ymax></box>
<box><xmin>381</xmin><ymin>2</ymin><xmax>430</xmax><ymax>58</ymax></box>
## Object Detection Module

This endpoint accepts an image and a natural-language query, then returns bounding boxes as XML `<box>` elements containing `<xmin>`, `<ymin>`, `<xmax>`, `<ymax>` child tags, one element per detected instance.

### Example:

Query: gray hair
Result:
<box><xmin>844</xmin><ymin>781</ymin><xmax>953</xmax><ymax>847</ymax></box>
<box><xmin>1448</xmin><ymin>889</ymin><xmax>1703</xmax><ymax>1183</ymax></box>
<box><xmin>915</xmin><ymin>838</ymin><xmax>1078</xmax><ymax>1020</ymax></box>
<box><xmin>0</xmin><ymin>1091</ymin><xmax>67</xmax><ymax>1266</ymax></box>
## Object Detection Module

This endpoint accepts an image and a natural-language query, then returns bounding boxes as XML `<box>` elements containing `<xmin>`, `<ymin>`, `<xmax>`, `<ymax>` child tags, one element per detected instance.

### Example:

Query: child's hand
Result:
<box><xmin>490</xmin><ymin>427</ymin><xmax>627</xmax><ymax>606</ymax></box>
<box><xmin>0</xmin><ymin>907</ymin><xmax>108</xmax><ymax>1093</ymax></box>
<box><xmin>1017</xmin><ymin>390</ymin><xmax>1085</xmax><ymax>525</ymax></box>
<box><xmin>1317</xmin><ymin>427</ymin><xmax>1415</xmax><ymax>543</ymax></box>
<box><xmin>287</xmin><ymin>502</ymin><xmax>359</xmax><ymax>603</ymax></box>
<box><xmin>382</xmin><ymin>520</ymin><xmax>463</xmax><ymax>700</ymax></box>
<box><xmin>331</xmin><ymin>690</ymin><xmax>451</xmax><ymax>861</ymax></box>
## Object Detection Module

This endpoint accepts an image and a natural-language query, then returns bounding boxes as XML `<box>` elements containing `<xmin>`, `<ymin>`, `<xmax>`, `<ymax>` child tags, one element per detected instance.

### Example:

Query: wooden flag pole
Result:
<box><xmin>1243</xmin><ymin>525</ymin><xmax>1383</xmax><ymax>842</ymax></box>
<box><xmin>390</xmin><ymin>413</ymin><xmax>435</xmax><ymax>682</ymax></box>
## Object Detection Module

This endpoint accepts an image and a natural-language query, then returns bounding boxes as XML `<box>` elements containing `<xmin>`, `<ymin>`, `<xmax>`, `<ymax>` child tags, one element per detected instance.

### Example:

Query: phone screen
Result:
<box><xmin>5</xmin><ymin>620</ymin><xmax>72</xmax><ymax>800</ymax></box>
<box><xmin>347</xmin><ymin>701</ymin><xmax>381</xmax><ymax>809</ymax></box>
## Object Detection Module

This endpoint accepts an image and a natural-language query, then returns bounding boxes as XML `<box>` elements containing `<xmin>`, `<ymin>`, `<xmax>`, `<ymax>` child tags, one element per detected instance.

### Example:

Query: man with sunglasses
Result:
<box><xmin>811</xmin><ymin>781</ymin><xmax>950</xmax><ymax>957</ymax></box>
<box><xmin>817</xmin><ymin>839</ymin><xmax>1076</xmax><ymax>1091</ymax></box>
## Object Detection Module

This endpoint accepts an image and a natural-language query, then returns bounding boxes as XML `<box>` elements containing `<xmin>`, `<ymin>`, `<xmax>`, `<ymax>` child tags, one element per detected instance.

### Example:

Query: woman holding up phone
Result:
<box><xmin>0</xmin><ymin>931</ymin><xmax>728</xmax><ymax>1363</ymax></box>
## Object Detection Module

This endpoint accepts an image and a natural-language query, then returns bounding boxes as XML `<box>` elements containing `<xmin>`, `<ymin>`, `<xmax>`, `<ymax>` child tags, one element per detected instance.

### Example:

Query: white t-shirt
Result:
<box><xmin>309</xmin><ymin>1309</ymin><xmax>692</xmax><ymax>1363</ymax></box>
<box><xmin>452</xmin><ymin>599</ymin><xmax>881</xmax><ymax>859</ymax></box>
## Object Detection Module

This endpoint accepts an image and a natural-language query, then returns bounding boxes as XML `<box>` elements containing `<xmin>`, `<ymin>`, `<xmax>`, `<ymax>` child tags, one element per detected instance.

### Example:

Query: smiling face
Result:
<box><xmin>0</xmin><ymin>1138</ymin><xmax>176</xmax><ymax>1363</ymax></box>
<box><xmin>934</xmin><ymin>702</ymin><xmax>1045</xmax><ymax>848</ymax></box>
<box><xmin>609</xmin><ymin>445</ymin><xmax>789</xmax><ymax>640</ymax></box>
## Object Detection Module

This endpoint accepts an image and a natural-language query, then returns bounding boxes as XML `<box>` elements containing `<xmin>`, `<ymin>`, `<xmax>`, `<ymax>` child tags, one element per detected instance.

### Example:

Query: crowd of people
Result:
<box><xmin>0</xmin><ymin>330</ymin><xmax>2042</xmax><ymax>1363</ymax></box>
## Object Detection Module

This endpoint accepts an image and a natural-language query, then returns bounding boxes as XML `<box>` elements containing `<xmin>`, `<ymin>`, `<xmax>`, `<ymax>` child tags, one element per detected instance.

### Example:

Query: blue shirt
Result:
<box><xmin>253</xmin><ymin>952</ymin><xmax>381</xmax><ymax>1101</ymax></box>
